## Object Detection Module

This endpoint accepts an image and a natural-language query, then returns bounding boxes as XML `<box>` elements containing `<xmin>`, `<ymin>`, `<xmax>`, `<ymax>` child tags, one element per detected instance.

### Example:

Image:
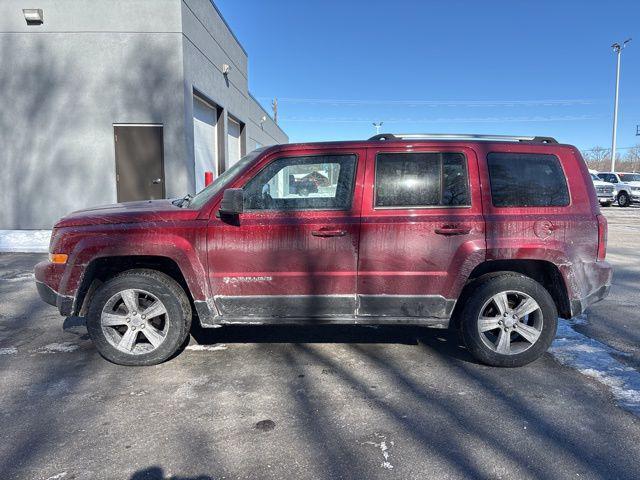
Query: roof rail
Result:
<box><xmin>368</xmin><ymin>133</ymin><xmax>558</xmax><ymax>144</ymax></box>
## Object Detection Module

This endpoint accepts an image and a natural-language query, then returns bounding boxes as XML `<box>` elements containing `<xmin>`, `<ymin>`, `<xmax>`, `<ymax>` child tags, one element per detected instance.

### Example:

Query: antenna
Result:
<box><xmin>372</xmin><ymin>122</ymin><xmax>383</xmax><ymax>135</ymax></box>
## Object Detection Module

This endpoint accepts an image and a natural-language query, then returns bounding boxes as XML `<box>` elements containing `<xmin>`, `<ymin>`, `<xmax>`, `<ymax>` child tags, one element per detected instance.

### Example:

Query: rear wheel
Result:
<box><xmin>86</xmin><ymin>269</ymin><xmax>191</xmax><ymax>366</ymax></box>
<box><xmin>618</xmin><ymin>192</ymin><xmax>630</xmax><ymax>207</ymax></box>
<box><xmin>460</xmin><ymin>274</ymin><xmax>557</xmax><ymax>367</ymax></box>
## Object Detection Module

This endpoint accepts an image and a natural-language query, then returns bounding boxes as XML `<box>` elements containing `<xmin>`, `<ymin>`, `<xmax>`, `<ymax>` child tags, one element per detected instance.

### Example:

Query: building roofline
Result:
<box><xmin>207</xmin><ymin>0</ymin><xmax>248</xmax><ymax>57</ymax></box>
<box><xmin>248</xmin><ymin>91</ymin><xmax>288</xmax><ymax>140</ymax></box>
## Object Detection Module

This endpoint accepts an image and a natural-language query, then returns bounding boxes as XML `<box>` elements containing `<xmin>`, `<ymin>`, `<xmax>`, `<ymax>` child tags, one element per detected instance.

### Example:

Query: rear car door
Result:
<box><xmin>207</xmin><ymin>149</ymin><xmax>365</xmax><ymax>319</ymax></box>
<box><xmin>357</xmin><ymin>145</ymin><xmax>485</xmax><ymax>321</ymax></box>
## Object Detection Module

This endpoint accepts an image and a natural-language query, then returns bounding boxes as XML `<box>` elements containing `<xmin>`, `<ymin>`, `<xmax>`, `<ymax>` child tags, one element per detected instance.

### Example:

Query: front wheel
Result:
<box><xmin>618</xmin><ymin>192</ymin><xmax>630</xmax><ymax>207</ymax></box>
<box><xmin>86</xmin><ymin>269</ymin><xmax>192</xmax><ymax>366</ymax></box>
<box><xmin>460</xmin><ymin>274</ymin><xmax>557</xmax><ymax>367</ymax></box>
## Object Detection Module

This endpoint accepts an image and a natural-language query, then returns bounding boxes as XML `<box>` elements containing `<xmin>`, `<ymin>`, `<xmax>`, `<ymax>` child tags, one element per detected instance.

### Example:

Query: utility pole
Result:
<box><xmin>272</xmin><ymin>97</ymin><xmax>278</xmax><ymax>125</ymax></box>
<box><xmin>610</xmin><ymin>38</ymin><xmax>632</xmax><ymax>172</ymax></box>
<box><xmin>373</xmin><ymin>122</ymin><xmax>383</xmax><ymax>135</ymax></box>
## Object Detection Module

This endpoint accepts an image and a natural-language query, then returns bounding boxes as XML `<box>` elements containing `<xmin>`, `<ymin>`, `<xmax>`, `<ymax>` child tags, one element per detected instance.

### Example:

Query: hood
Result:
<box><xmin>626</xmin><ymin>181</ymin><xmax>640</xmax><ymax>188</ymax></box>
<box><xmin>592</xmin><ymin>179</ymin><xmax>613</xmax><ymax>187</ymax></box>
<box><xmin>55</xmin><ymin>199</ymin><xmax>200</xmax><ymax>228</ymax></box>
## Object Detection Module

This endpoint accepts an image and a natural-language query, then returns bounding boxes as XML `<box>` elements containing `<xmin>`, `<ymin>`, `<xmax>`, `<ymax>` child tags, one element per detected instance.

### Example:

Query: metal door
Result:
<box><xmin>114</xmin><ymin>125</ymin><xmax>164</xmax><ymax>202</ymax></box>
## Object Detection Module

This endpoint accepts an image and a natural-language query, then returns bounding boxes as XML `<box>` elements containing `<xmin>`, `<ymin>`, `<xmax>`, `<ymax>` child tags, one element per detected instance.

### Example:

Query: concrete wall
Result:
<box><xmin>0</xmin><ymin>0</ymin><xmax>185</xmax><ymax>229</ymax></box>
<box><xmin>0</xmin><ymin>0</ymin><xmax>287</xmax><ymax>229</ymax></box>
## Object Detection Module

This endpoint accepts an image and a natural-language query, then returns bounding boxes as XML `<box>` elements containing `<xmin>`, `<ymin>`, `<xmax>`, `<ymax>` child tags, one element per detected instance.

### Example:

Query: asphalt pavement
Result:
<box><xmin>1</xmin><ymin>206</ymin><xmax>639</xmax><ymax>479</ymax></box>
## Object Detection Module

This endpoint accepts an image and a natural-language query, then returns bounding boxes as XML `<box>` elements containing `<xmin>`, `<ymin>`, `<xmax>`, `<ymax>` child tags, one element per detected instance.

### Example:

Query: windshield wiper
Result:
<box><xmin>172</xmin><ymin>194</ymin><xmax>193</xmax><ymax>208</ymax></box>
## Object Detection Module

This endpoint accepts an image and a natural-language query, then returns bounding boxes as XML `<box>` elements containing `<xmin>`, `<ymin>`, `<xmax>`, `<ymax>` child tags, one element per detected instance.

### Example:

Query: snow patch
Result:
<box><xmin>551</xmin><ymin>318</ymin><xmax>640</xmax><ymax>416</ymax></box>
<box><xmin>37</xmin><ymin>342</ymin><xmax>79</xmax><ymax>354</ymax></box>
<box><xmin>45</xmin><ymin>473</ymin><xmax>67</xmax><ymax>480</ymax></box>
<box><xmin>364</xmin><ymin>436</ymin><xmax>394</xmax><ymax>470</ymax></box>
<box><xmin>186</xmin><ymin>344</ymin><xmax>228</xmax><ymax>351</ymax></box>
<box><xmin>0</xmin><ymin>347</ymin><xmax>18</xmax><ymax>355</ymax></box>
<box><xmin>0</xmin><ymin>230</ymin><xmax>51</xmax><ymax>253</ymax></box>
<box><xmin>0</xmin><ymin>271</ymin><xmax>34</xmax><ymax>282</ymax></box>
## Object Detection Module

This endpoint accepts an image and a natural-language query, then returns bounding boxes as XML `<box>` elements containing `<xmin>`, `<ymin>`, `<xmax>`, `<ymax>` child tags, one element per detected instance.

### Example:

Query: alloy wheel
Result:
<box><xmin>477</xmin><ymin>290</ymin><xmax>543</xmax><ymax>355</ymax></box>
<box><xmin>100</xmin><ymin>289</ymin><xmax>169</xmax><ymax>355</ymax></box>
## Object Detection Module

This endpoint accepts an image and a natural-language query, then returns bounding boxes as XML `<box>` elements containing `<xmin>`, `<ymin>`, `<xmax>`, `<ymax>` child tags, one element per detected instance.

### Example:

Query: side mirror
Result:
<box><xmin>218</xmin><ymin>188</ymin><xmax>244</xmax><ymax>215</ymax></box>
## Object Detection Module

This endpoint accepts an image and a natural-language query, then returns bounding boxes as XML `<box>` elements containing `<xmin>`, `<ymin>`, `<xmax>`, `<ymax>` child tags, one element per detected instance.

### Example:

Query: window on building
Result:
<box><xmin>243</xmin><ymin>154</ymin><xmax>357</xmax><ymax>211</ymax></box>
<box><xmin>375</xmin><ymin>152</ymin><xmax>470</xmax><ymax>207</ymax></box>
<box><xmin>487</xmin><ymin>153</ymin><xmax>569</xmax><ymax>207</ymax></box>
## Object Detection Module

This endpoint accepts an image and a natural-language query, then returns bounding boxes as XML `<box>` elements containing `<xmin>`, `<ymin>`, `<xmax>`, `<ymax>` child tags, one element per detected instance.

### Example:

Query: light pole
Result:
<box><xmin>373</xmin><ymin>122</ymin><xmax>383</xmax><ymax>135</ymax></box>
<box><xmin>610</xmin><ymin>38</ymin><xmax>632</xmax><ymax>172</ymax></box>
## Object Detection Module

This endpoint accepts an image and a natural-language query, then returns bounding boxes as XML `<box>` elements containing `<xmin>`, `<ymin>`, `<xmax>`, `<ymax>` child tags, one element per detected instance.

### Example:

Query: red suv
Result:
<box><xmin>35</xmin><ymin>133</ymin><xmax>612</xmax><ymax>367</ymax></box>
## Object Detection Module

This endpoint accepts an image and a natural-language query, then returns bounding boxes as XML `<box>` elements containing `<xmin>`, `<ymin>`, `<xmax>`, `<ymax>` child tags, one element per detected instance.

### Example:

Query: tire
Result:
<box><xmin>86</xmin><ymin>269</ymin><xmax>192</xmax><ymax>366</ymax></box>
<box><xmin>618</xmin><ymin>192</ymin><xmax>630</xmax><ymax>207</ymax></box>
<box><xmin>601</xmin><ymin>201</ymin><xmax>612</xmax><ymax>207</ymax></box>
<box><xmin>460</xmin><ymin>273</ymin><xmax>557</xmax><ymax>367</ymax></box>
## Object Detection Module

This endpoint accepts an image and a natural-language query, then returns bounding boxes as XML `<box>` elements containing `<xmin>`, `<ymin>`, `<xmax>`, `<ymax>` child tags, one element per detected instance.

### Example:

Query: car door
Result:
<box><xmin>357</xmin><ymin>145</ymin><xmax>485</xmax><ymax>321</ymax></box>
<box><xmin>206</xmin><ymin>149</ymin><xmax>365</xmax><ymax>319</ymax></box>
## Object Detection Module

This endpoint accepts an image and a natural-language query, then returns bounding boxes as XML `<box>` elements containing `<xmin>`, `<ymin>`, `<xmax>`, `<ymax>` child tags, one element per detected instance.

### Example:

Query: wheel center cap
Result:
<box><xmin>131</xmin><ymin>319</ymin><xmax>144</xmax><ymax>328</ymax></box>
<box><xmin>504</xmin><ymin>317</ymin><xmax>517</xmax><ymax>328</ymax></box>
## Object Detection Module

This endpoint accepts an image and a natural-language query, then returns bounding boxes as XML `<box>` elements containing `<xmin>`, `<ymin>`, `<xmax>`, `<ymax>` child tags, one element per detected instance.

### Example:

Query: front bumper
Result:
<box><xmin>34</xmin><ymin>260</ymin><xmax>75</xmax><ymax>316</ymax></box>
<box><xmin>35</xmin><ymin>281</ymin><xmax>74</xmax><ymax>316</ymax></box>
<box><xmin>598</xmin><ymin>195</ymin><xmax>616</xmax><ymax>204</ymax></box>
<box><xmin>630</xmin><ymin>191</ymin><xmax>640</xmax><ymax>202</ymax></box>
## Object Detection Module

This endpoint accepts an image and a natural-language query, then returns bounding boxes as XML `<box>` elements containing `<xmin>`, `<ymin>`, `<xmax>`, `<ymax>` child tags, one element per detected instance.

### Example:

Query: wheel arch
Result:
<box><xmin>75</xmin><ymin>255</ymin><xmax>194</xmax><ymax>317</ymax></box>
<box><xmin>452</xmin><ymin>259</ymin><xmax>571</xmax><ymax>324</ymax></box>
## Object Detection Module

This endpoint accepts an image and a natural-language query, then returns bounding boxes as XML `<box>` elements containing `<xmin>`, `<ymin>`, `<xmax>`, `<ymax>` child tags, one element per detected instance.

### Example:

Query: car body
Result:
<box><xmin>35</xmin><ymin>134</ymin><xmax>613</xmax><ymax>367</ymax></box>
<box><xmin>590</xmin><ymin>173</ymin><xmax>616</xmax><ymax>206</ymax></box>
<box><xmin>597</xmin><ymin>172</ymin><xmax>640</xmax><ymax>207</ymax></box>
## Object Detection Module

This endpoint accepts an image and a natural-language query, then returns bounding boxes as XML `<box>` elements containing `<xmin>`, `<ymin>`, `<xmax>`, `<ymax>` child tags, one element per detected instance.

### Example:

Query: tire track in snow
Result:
<box><xmin>550</xmin><ymin>316</ymin><xmax>640</xmax><ymax>416</ymax></box>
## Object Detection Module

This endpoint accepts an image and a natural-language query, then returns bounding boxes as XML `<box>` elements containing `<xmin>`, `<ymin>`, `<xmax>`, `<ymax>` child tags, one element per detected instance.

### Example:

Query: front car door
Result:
<box><xmin>357</xmin><ymin>145</ymin><xmax>485</xmax><ymax>324</ymax></box>
<box><xmin>206</xmin><ymin>148</ymin><xmax>365</xmax><ymax>320</ymax></box>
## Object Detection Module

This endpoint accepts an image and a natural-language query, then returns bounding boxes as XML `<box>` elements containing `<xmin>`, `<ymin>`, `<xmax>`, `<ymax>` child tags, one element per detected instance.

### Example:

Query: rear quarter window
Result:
<box><xmin>487</xmin><ymin>152</ymin><xmax>570</xmax><ymax>207</ymax></box>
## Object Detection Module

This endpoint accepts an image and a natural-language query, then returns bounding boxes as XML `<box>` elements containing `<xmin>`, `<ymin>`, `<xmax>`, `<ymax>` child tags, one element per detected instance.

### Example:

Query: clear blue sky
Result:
<box><xmin>215</xmin><ymin>0</ymin><xmax>639</xmax><ymax>151</ymax></box>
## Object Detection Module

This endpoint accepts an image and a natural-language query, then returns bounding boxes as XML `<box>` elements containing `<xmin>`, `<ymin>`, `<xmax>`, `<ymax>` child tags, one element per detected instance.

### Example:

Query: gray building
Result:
<box><xmin>0</xmin><ymin>0</ymin><xmax>287</xmax><ymax>229</ymax></box>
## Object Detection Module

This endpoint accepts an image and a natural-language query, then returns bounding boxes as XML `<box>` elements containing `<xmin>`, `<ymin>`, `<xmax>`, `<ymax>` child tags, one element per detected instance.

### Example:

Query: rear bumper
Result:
<box><xmin>570</xmin><ymin>284</ymin><xmax>611</xmax><ymax>317</ymax></box>
<box><xmin>569</xmin><ymin>261</ymin><xmax>613</xmax><ymax>317</ymax></box>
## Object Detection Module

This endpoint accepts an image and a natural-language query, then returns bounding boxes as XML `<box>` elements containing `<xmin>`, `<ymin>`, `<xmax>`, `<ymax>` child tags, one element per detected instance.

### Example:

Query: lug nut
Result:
<box><xmin>141</xmin><ymin>324</ymin><xmax>145</xmax><ymax>329</ymax></box>
<box><xmin>141</xmin><ymin>315</ymin><xmax>146</xmax><ymax>320</ymax></box>
<box><xmin>133</xmin><ymin>311</ymin><xmax>138</xmax><ymax>316</ymax></box>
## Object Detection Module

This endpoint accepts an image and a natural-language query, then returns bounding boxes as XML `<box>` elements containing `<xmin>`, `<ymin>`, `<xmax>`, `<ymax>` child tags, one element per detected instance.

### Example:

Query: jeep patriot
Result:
<box><xmin>35</xmin><ymin>133</ymin><xmax>612</xmax><ymax>367</ymax></box>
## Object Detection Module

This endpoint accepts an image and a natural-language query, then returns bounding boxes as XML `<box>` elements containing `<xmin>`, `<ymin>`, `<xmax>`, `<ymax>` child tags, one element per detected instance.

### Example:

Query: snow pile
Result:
<box><xmin>551</xmin><ymin>317</ymin><xmax>640</xmax><ymax>416</ymax></box>
<box><xmin>0</xmin><ymin>230</ymin><xmax>51</xmax><ymax>253</ymax></box>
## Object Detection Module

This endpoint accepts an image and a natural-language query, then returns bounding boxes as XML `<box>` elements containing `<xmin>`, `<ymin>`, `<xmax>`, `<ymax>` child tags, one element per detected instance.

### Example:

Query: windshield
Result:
<box><xmin>188</xmin><ymin>147</ymin><xmax>267</xmax><ymax>209</ymax></box>
<box><xmin>590</xmin><ymin>173</ymin><xmax>599</xmax><ymax>181</ymax></box>
<box><xmin>619</xmin><ymin>173</ymin><xmax>640</xmax><ymax>183</ymax></box>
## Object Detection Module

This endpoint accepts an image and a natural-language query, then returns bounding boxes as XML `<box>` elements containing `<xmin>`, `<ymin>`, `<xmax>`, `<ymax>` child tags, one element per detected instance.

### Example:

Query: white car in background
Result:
<box><xmin>591</xmin><ymin>173</ymin><xmax>616</xmax><ymax>207</ymax></box>
<box><xmin>597</xmin><ymin>172</ymin><xmax>640</xmax><ymax>207</ymax></box>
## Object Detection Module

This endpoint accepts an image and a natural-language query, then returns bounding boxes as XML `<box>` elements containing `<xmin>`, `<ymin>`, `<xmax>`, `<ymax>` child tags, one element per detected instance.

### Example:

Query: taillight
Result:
<box><xmin>596</xmin><ymin>214</ymin><xmax>607</xmax><ymax>261</ymax></box>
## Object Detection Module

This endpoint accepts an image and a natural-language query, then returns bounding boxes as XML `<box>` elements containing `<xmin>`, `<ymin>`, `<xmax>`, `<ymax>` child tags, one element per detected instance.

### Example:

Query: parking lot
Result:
<box><xmin>1</xmin><ymin>207</ymin><xmax>640</xmax><ymax>480</ymax></box>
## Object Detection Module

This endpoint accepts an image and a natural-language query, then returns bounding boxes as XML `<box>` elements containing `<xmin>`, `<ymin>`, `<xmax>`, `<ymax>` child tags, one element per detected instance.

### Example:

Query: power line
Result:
<box><xmin>262</xmin><ymin>97</ymin><xmax>597</xmax><ymax>107</ymax></box>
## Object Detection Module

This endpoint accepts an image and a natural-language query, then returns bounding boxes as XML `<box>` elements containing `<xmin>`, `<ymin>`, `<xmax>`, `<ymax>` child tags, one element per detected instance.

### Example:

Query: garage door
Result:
<box><xmin>227</xmin><ymin>117</ymin><xmax>242</xmax><ymax>168</ymax></box>
<box><xmin>193</xmin><ymin>96</ymin><xmax>218</xmax><ymax>193</ymax></box>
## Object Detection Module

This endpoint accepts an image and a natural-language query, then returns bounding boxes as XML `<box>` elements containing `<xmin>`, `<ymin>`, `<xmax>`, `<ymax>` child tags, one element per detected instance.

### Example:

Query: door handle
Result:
<box><xmin>311</xmin><ymin>228</ymin><xmax>347</xmax><ymax>238</ymax></box>
<box><xmin>152</xmin><ymin>178</ymin><xmax>162</xmax><ymax>184</ymax></box>
<box><xmin>434</xmin><ymin>226</ymin><xmax>471</xmax><ymax>236</ymax></box>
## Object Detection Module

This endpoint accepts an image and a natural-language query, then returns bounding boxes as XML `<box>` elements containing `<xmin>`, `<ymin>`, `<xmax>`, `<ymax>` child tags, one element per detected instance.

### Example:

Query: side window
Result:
<box><xmin>375</xmin><ymin>152</ymin><xmax>470</xmax><ymax>208</ymax></box>
<box><xmin>243</xmin><ymin>154</ymin><xmax>357</xmax><ymax>211</ymax></box>
<box><xmin>487</xmin><ymin>153</ymin><xmax>569</xmax><ymax>207</ymax></box>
